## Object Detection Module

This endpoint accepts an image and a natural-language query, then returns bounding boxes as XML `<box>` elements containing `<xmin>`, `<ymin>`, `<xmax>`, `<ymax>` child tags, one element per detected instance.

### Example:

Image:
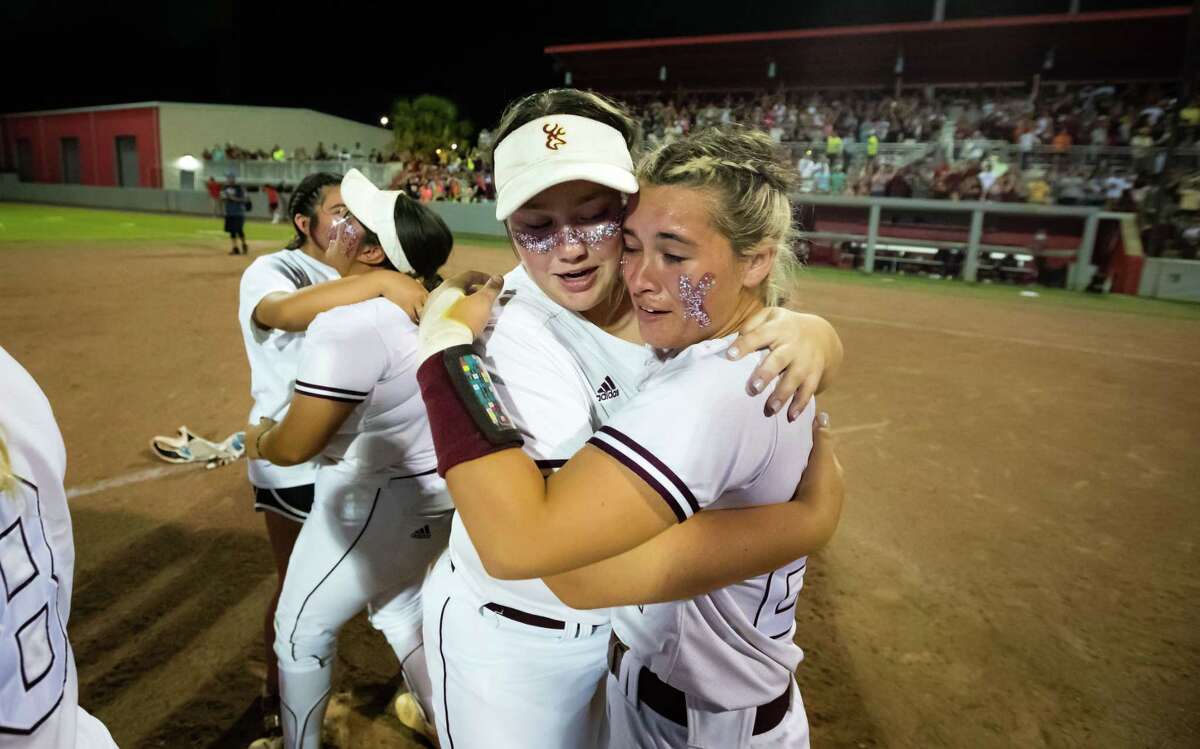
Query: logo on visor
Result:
<box><xmin>543</xmin><ymin>123</ymin><xmax>567</xmax><ymax>150</ymax></box>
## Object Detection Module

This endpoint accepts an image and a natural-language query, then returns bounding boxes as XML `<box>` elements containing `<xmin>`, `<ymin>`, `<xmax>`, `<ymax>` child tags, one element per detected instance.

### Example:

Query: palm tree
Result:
<box><xmin>391</xmin><ymin>95</ymin><xmax>474</xmax><ymax>160</ymax></box>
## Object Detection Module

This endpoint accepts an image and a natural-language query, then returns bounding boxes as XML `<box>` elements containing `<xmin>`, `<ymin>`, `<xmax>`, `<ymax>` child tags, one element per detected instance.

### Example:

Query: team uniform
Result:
<box><xmin>223</xmin><ymin>183</ymin><xmax>248</xmax><ymax>243</ymax></box>
<box><xmin>422</xmin><ymin>264</ymin><xmax>650</xmax><ymax>749</ymax></box>
<box><xmin>589</xmin><ymin>339</ymin><xmax>816</xmax><ymax>748</ymax></box>
<box><xmin>238</xmin><ymin>249</ymin><xmax>341</xmax><ymax>519</ymax></box>
<box><xmin>0</xmin><ymin>347</ymin><xmax>116</xmax><ymax>749</ymax></box>
<box><xmin>273</xmin><ymin>298</ymin><xmax>454</xmax><ymax>749</ymax></box>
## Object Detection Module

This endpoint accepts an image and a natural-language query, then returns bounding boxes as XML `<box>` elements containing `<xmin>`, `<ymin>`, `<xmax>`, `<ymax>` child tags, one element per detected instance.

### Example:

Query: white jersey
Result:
<box><xmin>447</xmin><ymin>265</ymin><xmax>649</xmax><ymax>624</ymax></box>
<box><xmin>0</xmin><ymin>347</ymin><xmax>114</xmax><ymax>747</ymax></box>
<box><xmin>591</xmin><ymin>337</ymin><xmax>816</xmax><ymax>711</ymax></box>
<box><xmin>238</xmin><ymin>248</ymin><xmax>340</xmax><ymax>489</ymax></box>
<box><xmin>295</xmin><ymin>297</ymin><xmax>452</xmax><ymax>513</ymax></box>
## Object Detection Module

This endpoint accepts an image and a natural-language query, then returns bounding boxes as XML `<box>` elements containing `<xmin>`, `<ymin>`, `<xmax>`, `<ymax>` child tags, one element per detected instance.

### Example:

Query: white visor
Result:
<box><xmin>493</xmin><ymin>114</ymin><xmax>638</xmax><ymax>221</ymax></box>
<box><xmin>340</xmin><ymin>168</ymin><xmax>413</xmax><ymax>274</ymax></box>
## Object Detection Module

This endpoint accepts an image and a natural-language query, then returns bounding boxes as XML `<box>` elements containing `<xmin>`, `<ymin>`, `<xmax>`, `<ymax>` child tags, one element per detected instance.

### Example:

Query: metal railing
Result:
<box><xmin>196</xmin><ymin>159</ymin><xmax>407</xmax><ymax>187</ymax></box>
<box><xmin>784</xmin><ymin>141</ymin><xmax>1200</xmax><ymax>170</ymax></box>
<box><xmin>793</xmin><ymin>192</ymin><xmax>1135</xmax><ymax>291</ymax></box>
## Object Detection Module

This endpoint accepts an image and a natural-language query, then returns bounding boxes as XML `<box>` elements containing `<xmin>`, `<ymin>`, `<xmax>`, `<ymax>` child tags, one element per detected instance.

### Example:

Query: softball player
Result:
<box><xmin>0</xmin><ymin>346</ymin><xmax>117</xmax><ymax>748</ymax></box>
<box><xmin>416</xmin><ymin>126</ymin><xmax>822</xmax><ymax>747</ymax></box>
<box><xmin>238</xmin><ymin>172</ymin><xmax>426</xmax><ymax>741</ymax></box>
<box><xmin>245</xmin><ymin>170</ymin><xmax>453</xmax><ymax>749</ymax></box>
<box><xmin>419</xmin><ymin>90</ymin><xmax>844</xmax><ymax>749</ymax></box>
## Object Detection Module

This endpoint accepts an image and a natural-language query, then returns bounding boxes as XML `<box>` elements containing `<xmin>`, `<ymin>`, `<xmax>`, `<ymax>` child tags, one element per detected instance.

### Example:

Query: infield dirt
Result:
<box><xmin>2</xmin><ymin>235</ymin><xmax>1197</xmax><ymax>748</ymax></box>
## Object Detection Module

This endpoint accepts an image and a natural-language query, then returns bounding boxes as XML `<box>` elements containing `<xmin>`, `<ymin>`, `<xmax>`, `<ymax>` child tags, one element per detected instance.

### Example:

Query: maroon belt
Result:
<box><xmin>608</xmin><ymin>635</ymin><xmax>789</xmax><ymax>736</ymax></box>
<box><xmin>483</xmin><ymin>602</ymin><xmax>565</xmax><ymax>630</ymax></box>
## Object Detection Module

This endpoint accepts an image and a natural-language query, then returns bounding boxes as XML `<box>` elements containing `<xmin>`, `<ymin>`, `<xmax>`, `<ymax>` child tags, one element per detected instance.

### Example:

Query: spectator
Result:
<box><xmin>830</xmin><ymin>165</ymin><xmax>846</xmax><ymax>195</ymax></box>
<box><xmin>206</xmin><ymin>175</ymin><xmax>221</xmax><ymax>215</ymax></box>
<box><xmin>314</xmin><ymin>142</ymin><xmax>330</xmax><ymax>160</ymax></box>
<box><xmin>264</xmin><ymin>183</ymin><xmax>280</xmax><ymax>223</ymax></box>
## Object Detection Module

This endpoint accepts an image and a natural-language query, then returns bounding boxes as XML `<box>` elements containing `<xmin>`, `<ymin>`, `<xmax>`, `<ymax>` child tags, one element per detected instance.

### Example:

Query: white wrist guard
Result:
<box><xmin>418</xmin><ymin>284</ymin><xmax>475</xmax><ymax>361</ymax></box>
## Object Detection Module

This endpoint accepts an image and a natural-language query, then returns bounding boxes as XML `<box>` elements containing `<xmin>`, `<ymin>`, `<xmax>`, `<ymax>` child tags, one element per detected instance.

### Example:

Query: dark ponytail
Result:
<box><xmin>285</xmin><ymin>172</ymin><xmax>343</xmax><ymax>250</ymax></box>
<box><xmin>359</xmin><ymin>195</ymin><xmax>453</xmax><ymax>290</ymax></box>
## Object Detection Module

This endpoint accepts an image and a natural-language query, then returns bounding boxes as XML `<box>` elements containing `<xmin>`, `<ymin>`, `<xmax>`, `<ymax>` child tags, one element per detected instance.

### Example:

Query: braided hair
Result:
<box><xmin>636</xmin><ymin>126</ymin><xmax>800</xmax><ymax>305</ymax></box>
<box><xmin>285</xmin><ymin>172</ymin><xmax>342</xmax><ymax>250</ymax></box>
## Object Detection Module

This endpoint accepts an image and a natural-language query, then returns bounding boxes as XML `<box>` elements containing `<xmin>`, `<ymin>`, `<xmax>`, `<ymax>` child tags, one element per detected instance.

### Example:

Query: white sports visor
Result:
<box><xmin>493</xmin><ymin>114</ymin><xmax>638</xmax><ymax>221</ymax></box>
<box><xmin>340</xmin><ymin>168</ymin><xmax>413</xmax><ymax>274</ymax></box>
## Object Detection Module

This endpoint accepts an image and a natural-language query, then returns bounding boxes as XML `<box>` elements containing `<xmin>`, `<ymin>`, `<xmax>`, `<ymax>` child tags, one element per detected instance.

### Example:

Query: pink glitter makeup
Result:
<box><xmin>511</xmin><ymin>218</ymin><xmax>621</xmax><ymax>254</ymax></box>
<box><xmin>329</xmin><ymin>215</ymin><xmax>363</xmax><ymax>256</ymax></box>
<box><xmin>678</xmin><ymin>272</ymin><xmax>716</xmax><ymax>327</ymax></box>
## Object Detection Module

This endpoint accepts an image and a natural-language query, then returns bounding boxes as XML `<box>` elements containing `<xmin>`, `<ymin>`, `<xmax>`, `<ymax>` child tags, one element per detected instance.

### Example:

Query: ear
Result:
<box><xmin>357</xmin><ymin>243</ymin><xmax>388</xmax><ymax>266</ymax></box>
<box><xmin>741</xmin><ymin>241</ymin><xmax>778</xmax><ymax>291</ymax></box>
<box><xmin>295</xmin><ymin>214</ymin><xmax>309</xmax><ymax>236</ymax></box>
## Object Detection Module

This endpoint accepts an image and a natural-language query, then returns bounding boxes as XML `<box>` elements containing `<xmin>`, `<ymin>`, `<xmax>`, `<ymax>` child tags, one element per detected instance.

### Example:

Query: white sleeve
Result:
<box><xmin>482</xmin><ymin>305</ymin><xmax>596</xmax><ymax>469</ymax></box>
<box><xmin>294</xmin><ymin>307</ymin><xmax>385</xmax><ymax>404</ymax></box>
<box><xmin>586</xmin><ymin>360</ymin><xmax>774</xmax><ymax>523</ymax></box>
<box><xmin>239</xmin><ymin>256</ymin><xmax>313</xmax><ymax>343</ymax></box>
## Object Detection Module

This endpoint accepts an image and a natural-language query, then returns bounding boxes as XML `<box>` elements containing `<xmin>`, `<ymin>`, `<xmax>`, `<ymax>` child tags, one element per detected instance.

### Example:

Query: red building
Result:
<box><xmin>2</xmin><ymin>103</ymin><xmax>162</xmax><ymax>188</ymax></box>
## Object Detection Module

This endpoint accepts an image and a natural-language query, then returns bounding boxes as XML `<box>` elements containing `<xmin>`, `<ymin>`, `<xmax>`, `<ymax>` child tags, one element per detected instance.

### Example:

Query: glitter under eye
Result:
<box><xmin>511</xmin><ymin>218</ymin><xmax>622</xmax><ymax>254</ymax></box>
<box><xmin>679</xmin><ymin>272</ymin><xmax>716</xmax><ymax>328</ymax></box>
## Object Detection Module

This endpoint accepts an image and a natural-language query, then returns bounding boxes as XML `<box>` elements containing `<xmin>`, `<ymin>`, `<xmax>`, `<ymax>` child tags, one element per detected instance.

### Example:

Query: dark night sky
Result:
<box><xmin>0</xmin><ymin>0</ymin><xmax>1169</xmax><ymax>131</ymax></box>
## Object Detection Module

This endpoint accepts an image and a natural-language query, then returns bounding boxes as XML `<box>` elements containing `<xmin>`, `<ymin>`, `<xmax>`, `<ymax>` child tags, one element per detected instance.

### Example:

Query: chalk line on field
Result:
<box><xmin>826</xmin><ymin>313</ymin><xmax>1200</xmax><ymax>368</ymax></box>
<box><xmin>830</xmin><ymin>420</ymin><xmax>891</xmax><ymax>436</ymax></box>
<box><xmin>67</xmin><ymin>465</ymin><xmax>197</xmax><ymax>499</ymax></box>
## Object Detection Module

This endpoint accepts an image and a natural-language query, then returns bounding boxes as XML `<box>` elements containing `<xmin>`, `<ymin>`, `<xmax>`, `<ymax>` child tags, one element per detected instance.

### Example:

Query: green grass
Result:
<box><xmin>3</xmin><ymin>202</ymin><xmax>1195</xmax><ymax>319</ymax></box>
<box><xmin>0</xmin><ymin>202</ymin><xmax>294</xmax><ymax>244</ymax></box>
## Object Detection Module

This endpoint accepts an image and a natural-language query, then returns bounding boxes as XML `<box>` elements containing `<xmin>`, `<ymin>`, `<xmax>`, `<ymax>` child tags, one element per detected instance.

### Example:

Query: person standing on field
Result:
<box><xmin>223</xmin><ymin>172</ymin><xmax>250</xmax><ymax>256</ymax></box>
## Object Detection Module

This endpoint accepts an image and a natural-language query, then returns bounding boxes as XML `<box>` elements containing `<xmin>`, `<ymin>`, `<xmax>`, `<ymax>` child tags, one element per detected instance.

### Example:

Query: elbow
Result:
<box><xmin>478</xmin><ymin>552</ymin><xmax>536</xmax><ymax>582</ymax></box>
<box><xmin>545</xmin><ymin>581</ymin><xmax>601</xmax><ymax>610</ymax></box>
<box><xmin>264</xmin><ymin>444</ymin><xmax>317</xmax><ymax>467</ymax></box>
<box><xmin>476</xmin><ymin>540</ymin><xmax>545</xmax><ymax>581</ymax></box>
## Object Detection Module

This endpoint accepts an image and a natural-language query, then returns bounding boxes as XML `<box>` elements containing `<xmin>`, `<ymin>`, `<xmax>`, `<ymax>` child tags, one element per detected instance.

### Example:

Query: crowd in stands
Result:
<box><xmin>202</xmin><ymin>141</ymin><xmax>399</xmax><ymax>164</ymax></box>
<box><xmin>387</xmin><ymin>154</ymin><xmax>496</xmax><ymax>203</ymax></box>
<box><xmin>622</xmin><ymin>84</ymin><xmax>1199</xmax><ymax>220</ymax></box>
<box><xmin>198</xmin><ymin>84</ymin><xmax>1200</xmax><ymax>220</ymax></box>
<box><xmin>624</xmin><ymin>84</ymin><xmax>1198</xmax><ymax>151</ymax></box>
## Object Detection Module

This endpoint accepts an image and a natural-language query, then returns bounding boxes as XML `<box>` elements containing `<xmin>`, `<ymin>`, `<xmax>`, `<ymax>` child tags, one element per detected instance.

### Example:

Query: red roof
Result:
<box><xmin>546</xmin><ymin>7</ymin><xmax>1191</xmax><ymax>92</ymax></box>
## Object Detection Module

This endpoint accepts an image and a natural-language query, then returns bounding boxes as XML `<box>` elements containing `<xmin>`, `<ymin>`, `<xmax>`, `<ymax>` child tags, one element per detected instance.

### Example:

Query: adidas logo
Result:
<box><xmin>410</xmin><ymin>525</ymin><xmax>432</xmax><ymax>540</ymax></box>
<box><xmin>595</xmin><ymin>376</ymin><xmax>620</xmax><ymax>402</ymax></box>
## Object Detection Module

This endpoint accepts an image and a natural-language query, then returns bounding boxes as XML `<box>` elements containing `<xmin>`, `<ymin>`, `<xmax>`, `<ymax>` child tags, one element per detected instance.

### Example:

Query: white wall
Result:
<box><xmin>1138</xmin><ymin>257</ymin><xmax>1200</xmax><ymax>302</ymax></box>
<box><xmin>157</xmin><ymin>103</ymin><xmax>393</xmax><ymax>189</ymax></box>
<box><xmin>0</xmin><ymin>178</ymin><xmax>506</xmax><ymax>236</ymax></box>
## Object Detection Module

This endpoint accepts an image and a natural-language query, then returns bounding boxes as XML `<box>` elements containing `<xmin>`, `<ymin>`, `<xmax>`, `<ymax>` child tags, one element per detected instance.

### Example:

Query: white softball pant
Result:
<box><xmin>273</xmin><ymin>468</ymin><xmax>452</xmax><ymax>749</ymax></box>
<box><xmin>605</xmin><ymin>670</ymin><xmax>809</xmax><ymax>749</ymax></box>
<box><xmin>421</xmin><ymin>551</ymin><xmax>611</xmax><ymax>749</ymax></box>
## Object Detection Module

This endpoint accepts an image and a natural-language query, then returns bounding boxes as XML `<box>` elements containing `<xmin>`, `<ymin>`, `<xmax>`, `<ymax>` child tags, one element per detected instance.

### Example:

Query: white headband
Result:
<box><xmin>493</xmin><ymin>114</ymin><xmax>638</xmax><ymax>221</ymax></box>
<box><xmin>340</xmin><ymin>168</ymin><xmax>413</xmax><ymax>274</ymax></box>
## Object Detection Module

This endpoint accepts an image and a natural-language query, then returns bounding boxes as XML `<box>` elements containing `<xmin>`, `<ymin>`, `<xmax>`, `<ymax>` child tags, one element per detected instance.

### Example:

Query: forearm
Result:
<box><xmin>445</xmin><ymin>448</ymin><xmax>671</xmax><ymax>581</ymax></box>
<box><xmin>545</xmin><ymin>498</ymin><xmax>840</xmax><ymax>609</ymax></box>
<box><xmin>253</xmin><ymin>275</ymin><xmax>381</xmax><ymax>332</ymax></box>
<box><xmin>256</xmin><ymin>420</ymin><xmax>321</xmax><ymax>466</ymax></box>
<box><xmin>804</xmin><ymin>313</ymin><xmax>843</xmax><ymax>395</ymax></box>
<box><xmin>445</xmin><ymin>450</ymin><xmax>561</xmax><ymax>579</ymax></box>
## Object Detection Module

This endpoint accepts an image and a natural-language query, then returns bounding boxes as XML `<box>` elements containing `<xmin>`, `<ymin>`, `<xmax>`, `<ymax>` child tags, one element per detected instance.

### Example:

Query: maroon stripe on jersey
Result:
<box><xmin>587</xmin><ymin>437</ymin><xmax>687</xmax><ymax>523</ymax></box>
<box><xmin>294</xmin><ymin>380</ymin><xmax>369</xmax><ymax>396</ymax></box>
<box><xmin>597</xmin><ymin>426</ymin><xmax>700</xmax><ymax>515</ymax></box>
<box><xmin>293</xmin><ymin>389</ymin><xmax>362</xmax><ymax>404</ymax></box>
